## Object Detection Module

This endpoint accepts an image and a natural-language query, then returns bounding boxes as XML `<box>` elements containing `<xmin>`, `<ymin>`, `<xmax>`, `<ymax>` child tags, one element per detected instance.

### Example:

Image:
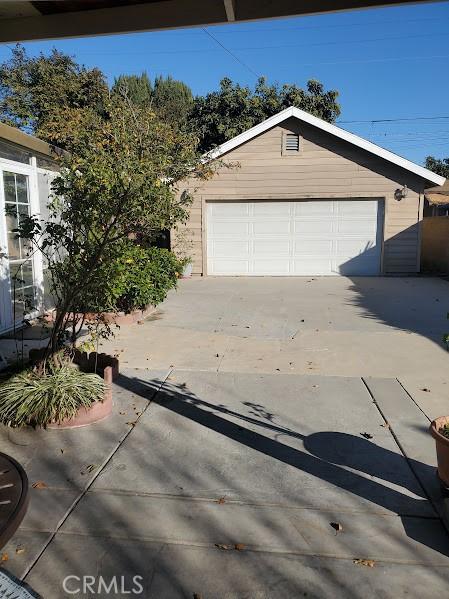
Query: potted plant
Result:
<box><xmin>0</xmin><ymin>351</ymin><xmax>114</xmax><ymax>429</ymax></box>
<box><xmin>180</xmin><ymin>257</ymin><xmax>193</xmax><ymax>278</ymax></box>
<box><xmin>430</xmin><ymin>418</ymin><xmax>449</xmax><ymax>493</ymax></box>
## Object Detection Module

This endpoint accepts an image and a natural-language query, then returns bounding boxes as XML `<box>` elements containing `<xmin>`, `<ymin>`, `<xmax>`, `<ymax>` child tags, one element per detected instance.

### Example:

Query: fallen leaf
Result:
<box><xmin>353</xmin><ymin>558</ymin><xmax>375</xmax><ymax>567</ymax></box>
<box><xmin>137</xmin><ymin>321</ymin><xmax>144</xmax><ymax>325</ymax></box>
<box><xmin>234</xmin><ymin>543</ymin><xmax>245</xmax><ymax>551</ymax></box>
<box><xmin>1</xmin><ymin>553</ymin><xmax>8</xmax><ymax>562</ymax></box>
<box><xmin>215</xmin><ymin>543</ymin><xmax>231</xmax><ymax>550</ymax></box>
<box><xmin>86</xmin><ymin>464</ymin><xmax>97</xmax><ymax>473</ymax></box>
<box><xmin>330</xmin><ymin>522</ymin><xmax>343</xmax><ymax>534</ymax></box>
<box><xmin>217</xmin><ymin>497</ymin><xmax>226</xmax><ymax>504</ymax></box>
<box><xmin>32</xmin><ymin>481</ymin><xmax>48</xmax><ymax>489</ymax></box>
<box><xmin>15</xmin><ymin>546</ymin><xmax>25</xmax><ymax>555</ymax></box>
<box><xmin>126</xmin><ymin>421</ymin><xmax>137</xmax><ymax>427</ymax></box>
<box><xmin>380</xmin><ymin>422</ymin><xmax>390</xmax><ymax>429</ymax></box>
<box><xmin>360</xmin><ymin>432</ymin><xmax>373</xmax><ymax>439</ymax></box>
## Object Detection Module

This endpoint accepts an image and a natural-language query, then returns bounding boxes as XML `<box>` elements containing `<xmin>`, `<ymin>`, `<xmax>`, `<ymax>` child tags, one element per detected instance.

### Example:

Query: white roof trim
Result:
<box><xmin>206</xmin><ymin>106</ymin><xmax>445</xmax><ymax>186</ymax></box>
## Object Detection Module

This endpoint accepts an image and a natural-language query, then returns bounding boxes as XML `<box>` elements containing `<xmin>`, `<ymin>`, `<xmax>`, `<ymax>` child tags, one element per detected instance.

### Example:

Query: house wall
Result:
<box><xmin>421</xmin><ymin>216</ymin><xmax>449</xmax><ymax>273</ymax></box>
<box><xmin>173</xmin><ymin>117</ymin><xmax>427</xmax><ymax>275</ymax></box>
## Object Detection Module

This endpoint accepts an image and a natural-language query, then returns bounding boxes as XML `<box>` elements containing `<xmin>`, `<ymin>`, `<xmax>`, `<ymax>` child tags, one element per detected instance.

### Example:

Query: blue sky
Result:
<box><xmin>0</xmin><ymin>1</ymin><xmax>448</xmax><ymax>165</ymax></box>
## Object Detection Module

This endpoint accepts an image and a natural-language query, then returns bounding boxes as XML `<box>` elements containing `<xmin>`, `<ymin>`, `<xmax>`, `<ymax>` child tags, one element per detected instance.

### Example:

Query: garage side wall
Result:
<box><xmin>173</xmin><ymin>117</ymin><xmax>426</xmax><ymax>275</ymax></box>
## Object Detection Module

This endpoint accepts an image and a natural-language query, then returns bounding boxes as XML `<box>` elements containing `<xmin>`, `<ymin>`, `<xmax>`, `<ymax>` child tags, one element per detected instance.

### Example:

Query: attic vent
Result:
<box><xmin>284</xmin><ymin>133</ymin><xmax>300</xmax><ymax>152</ymax></box>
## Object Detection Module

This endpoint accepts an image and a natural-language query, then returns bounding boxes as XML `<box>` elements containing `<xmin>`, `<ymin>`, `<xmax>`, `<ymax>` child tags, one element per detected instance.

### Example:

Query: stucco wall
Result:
<box><xmin>174</xmin><ymin>117</ymin><xmax>427</xmax><ymax>276</ymax></box>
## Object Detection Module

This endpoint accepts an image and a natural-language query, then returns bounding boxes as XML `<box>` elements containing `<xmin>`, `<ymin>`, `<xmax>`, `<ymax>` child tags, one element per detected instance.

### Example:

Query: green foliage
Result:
<box><xmin>152</xmin><ymin>75</ymin><xmax>193</xmax><ymax>127</ymax></box>
<box><xmin>425</xmin><ymin>156</ymin><xmax>449</xmax><ymax>179</ymax></box>
<box><xmin>14</xmin><ymin>92</ymin><xmax>210</xmax><ymax>353</ymax></box>
<box><xmin>116</xmin><ymin>246</ymin><xmax>182</xmax><ymax>312</ymax></box>
<box><xmin>73</xmin><ymin>244</ymin><xmax>182</xmax><ymax>314</ymax></box>
<box><xmin>190</xmin><ymin>76</ymin><xmax>341</xmax><ymax>152</ymax></box>
<box><xmin>0</xmin><ymin>44</ymin><xmax>108</xmax><ymax>146</ymax></box>
<box><xmin>0</xmin><ymin>357</ymin><xmax>105</xmax><ymax>427</ymax></box>
<box><xmin>111</xmin><ymin>72</ymin><xmax>152</xmax><ymax>107</ymax></box>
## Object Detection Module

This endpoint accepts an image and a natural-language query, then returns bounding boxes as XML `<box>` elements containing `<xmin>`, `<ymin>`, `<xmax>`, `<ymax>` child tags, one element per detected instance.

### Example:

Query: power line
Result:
<box><xmin>201</xmin><ymin>28</ymin><xmax>260</xmax><ymax>79</ymax></box>
<box><xmin>339</xmin><ymin>116</ymin><xmax>449</xmax><ymax>124</ymax></box>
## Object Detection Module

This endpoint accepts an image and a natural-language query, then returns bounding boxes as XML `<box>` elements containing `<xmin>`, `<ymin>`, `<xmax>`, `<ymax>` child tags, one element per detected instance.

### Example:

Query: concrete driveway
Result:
<box><xmin>3</xmin><ymin>276</ymin><xmax>449</xmax><ymax>597</ymax></box>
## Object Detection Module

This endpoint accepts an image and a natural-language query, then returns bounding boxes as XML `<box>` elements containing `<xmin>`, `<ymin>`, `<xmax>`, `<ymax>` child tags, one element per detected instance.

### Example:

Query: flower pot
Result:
<box><xmin>181</xmin><ymin>262</ymin><xmax>193</xmax><ymax>278</ymax></box>
<box><xmin>28</xmin><ymin>350</ymin><xmax>119</xmax><ymax>430</ymax></box>
<box><xmin>430</xmin><ymin>416</ymin><xmax>449</xmax><ymax>491</ymax></box>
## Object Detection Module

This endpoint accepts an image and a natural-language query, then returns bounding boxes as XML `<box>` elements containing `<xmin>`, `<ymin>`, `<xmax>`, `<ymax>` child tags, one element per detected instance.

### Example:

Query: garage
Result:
<box><xmin>207</xmin><ymin>199</ymin><xmax>383</xmax><ymax>276</ymax></box>
<box><xmin>174</xmin><ymin>106</ymin><xmax>444</xmax><ymax>276</ymax></box>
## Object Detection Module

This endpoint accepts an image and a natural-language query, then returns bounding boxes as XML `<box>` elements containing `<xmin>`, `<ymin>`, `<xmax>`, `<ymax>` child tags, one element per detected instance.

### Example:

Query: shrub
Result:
<box><xmin>0</xmin><ymin>358</ymin><xmax>105</xmax><ymax>427</ymax></box>
<box><xmin>116</xmin><ymin>245</ymin><xmax>182</xmax><ymax>313</ymax></box>
<box><xmin>71</xmin><ymin>244</ymin><xmax>183</xmax><ymax>315</ymax></box>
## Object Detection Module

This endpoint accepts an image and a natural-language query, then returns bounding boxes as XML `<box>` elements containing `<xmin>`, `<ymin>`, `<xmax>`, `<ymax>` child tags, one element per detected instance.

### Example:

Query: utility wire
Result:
<box><xmin>339</xmin><ymin>116</ymin><xmax>449</xmax><ymax>124</ymax></box>
<box><xmin>201</xmin><ymin>27</ymin><xmax>260</xmax><ymax>79</ymax></box>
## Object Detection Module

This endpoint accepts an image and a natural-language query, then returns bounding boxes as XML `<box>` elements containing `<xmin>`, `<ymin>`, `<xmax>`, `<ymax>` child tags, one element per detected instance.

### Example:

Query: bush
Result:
<box><xmin>71</xmin><ymin>244</ymin><xmax>183</xmax><ymax>315</ymax></box>
<box><xmin>0</xmin><ymin>358</ymin><xmax>105</xmax><ymax>427</ymax></box>
<box><xmin>116</xmin><ymin>245</ymin><xmax>182</xmax><ymax>313</ymax></box>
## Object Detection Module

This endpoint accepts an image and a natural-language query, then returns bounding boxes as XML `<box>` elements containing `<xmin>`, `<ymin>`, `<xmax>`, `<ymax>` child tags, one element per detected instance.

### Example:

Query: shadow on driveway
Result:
<box><xmin>117</xmin><ymin>373</ymin><xmax>449</xmax><ymax>560</ymax></box>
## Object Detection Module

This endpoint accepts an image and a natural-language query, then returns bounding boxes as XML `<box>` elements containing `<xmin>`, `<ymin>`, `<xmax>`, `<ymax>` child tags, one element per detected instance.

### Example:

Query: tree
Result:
<box><xmin>152</xmin><ymin>75</ymin><xmax>193</xmax><ymax>127</ymax></box>
<box><xmin>0</xmin><ymin>44</ymin><xmax>108</xmax><ymax>147</ymax></box>
<box><xmin>15</xmin><ymin>94</ymin><xmax>211</xmax><ymax>355</ymax></box>
<box><xmin>190</xmin><ymin>77</ymin><xmax>340</xmax><ymax>152</ymax></box>
<box><xmin>425</xmin><ymin>156</ymin><xmax>449</xmax><ymax>179</ymax></box>
<box><xmin>111</xmin><ymin>72</ymin><xmax>152</xmax><ymax>107</ymax></box>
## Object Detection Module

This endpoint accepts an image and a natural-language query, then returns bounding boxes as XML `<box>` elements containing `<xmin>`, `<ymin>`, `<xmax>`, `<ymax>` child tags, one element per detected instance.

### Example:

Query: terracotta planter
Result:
<box><xmin>430</xmin><ymin>416</ymin><xmax>449</xmax><ymax>490</ymax></box>
<box><xmin>28</xmin><ymin>349</ymin><xmax>119</xmax><ymax>429</ymax></box>
<box><xmin>44</xmin><ymin>305</ymin><xmax>156</xmax><ymax>326</ymax></box>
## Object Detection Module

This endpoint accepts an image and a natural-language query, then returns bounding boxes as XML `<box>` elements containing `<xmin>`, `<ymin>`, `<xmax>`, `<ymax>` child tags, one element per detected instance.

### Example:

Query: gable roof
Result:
<box><xmin>207</xmin><ymin>106</ymin><xmax>445</xmax><ymax>186</ymax></box>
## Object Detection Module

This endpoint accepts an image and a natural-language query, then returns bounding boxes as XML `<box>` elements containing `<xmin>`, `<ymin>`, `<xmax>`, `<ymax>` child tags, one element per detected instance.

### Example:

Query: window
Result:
<box><xmin>284</xmin><ymin>133</ymin><xmax>300</xmax><ymax>153</ymax></box>
<box><xmin>3</xmin><ymin>171</ymin><xmax>36</xmax><ymax>317</ymax></box>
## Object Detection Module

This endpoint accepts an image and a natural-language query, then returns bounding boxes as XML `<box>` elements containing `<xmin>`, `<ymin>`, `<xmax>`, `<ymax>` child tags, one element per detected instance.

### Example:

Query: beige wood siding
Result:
<box><xmin>173</xmin><ymin>117</ymin><xmax>427</xmax><ymax>275</ymax></box>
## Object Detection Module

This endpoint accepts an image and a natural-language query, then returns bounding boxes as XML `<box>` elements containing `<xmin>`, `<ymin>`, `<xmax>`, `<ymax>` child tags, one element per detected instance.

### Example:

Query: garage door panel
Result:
<box><xmin>337</xmin><ymin>200</ymin><xmax>378</xmax><ymax>216</ymax></box>
<box><xmin>209</xmin><ymin>259</ymin><xmax>250</xmax><ymax>274</ymax></box>
<box><xmin>207</xmin><ymin>200</ymin><xmax>382</xmax><ymax>276</ymax></box>
<box><xmin>254</xmin><ymin>220</ymin><xmax>290</xmax><ymax>234</ymax></box>
<box><xmin>294</xmin><ymin>239</ymin><xmax>333</xmax><ymax>254</ymax></box>
<box><xmin>336</xmin><ymin>220</ymin><xmax>378</xmax><ymax>235</ymax></box>
<box><xmin>253</xmin><ymin>240</ymin><xmax>290</xmax><ymax>255</ymax></box>
<box><xmin>252</xmin><ymin>259</ymin><xmax>291</xmax><ymax>274</ymax></box>
<box><xmin>208</xmin><ymin>241</ymin><xmax>250</xmax><ymax>258</ymax></box>
<box><xmin>209</xmin><ymin>203</ymin><xmax>249</xmax><ymax>217</ymax></box>
<box><xmin>335</xmin><ymin>239</ymin><xmax>377</xmax><ymax>254</ymax></box>
<box><xmin>294</xmin><ymin>201</ymin><xmax>333</xmax><ymax>216</ymax></box>
<box><xmin>209</xmin><ymin>221</ymin><xmax>249</xmax><ymax>235</ymax></box>
<box><xmin>253</xmin><ymin>202</ymin><xmax>290</xmax><ymax>216</ymax></box>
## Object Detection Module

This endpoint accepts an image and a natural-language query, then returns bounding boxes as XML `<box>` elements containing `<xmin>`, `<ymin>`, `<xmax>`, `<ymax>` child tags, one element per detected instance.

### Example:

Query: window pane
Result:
<box><xmin>21</xmin><ymin>262</ymin><xmax>34</xmax><ymax>287</ymax></box>
<box><xmin>3</xmin><ymin>172</ymin><xmax>16</xmax><ymax>203</ymax></box>
<box><xmin>7</xmin><ymin>231</ymin><xmax>20</xmax><ymax>260</ymax></box>
<box><xmin>16</xmin><ymin>174</ymin><xmax>29</xmax><ymax>204</ymax></box>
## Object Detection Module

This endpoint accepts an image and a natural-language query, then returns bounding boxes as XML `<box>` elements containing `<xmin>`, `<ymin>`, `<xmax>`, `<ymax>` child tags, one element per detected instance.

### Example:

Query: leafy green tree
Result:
<box><xmin>0</xmin><ymin>44</ymin><xmax>108</xmax><ymax>146</ymax></box>
<box><xmin>14</xmin><ymin>94</ymin><xmax>211</xmax><ymax>354</ymax></box>
<box><xmin>152</xmin><ymin>75</ymin><xmax>193</xmax><ymax>127</ymax></box>
<box><xmin>111</xmin><ymin>72</ymin><xmax>152</xmax><ymax>107</ymax></box>
<box><xmin>190</xmin><ymin>77</ymin><xmax>340</xmax><ymax>152</ymax></box>
<box><xmin>425</xmin><ymin>156</ymin><xmax>449</xmax><ymax>179</ymax></box>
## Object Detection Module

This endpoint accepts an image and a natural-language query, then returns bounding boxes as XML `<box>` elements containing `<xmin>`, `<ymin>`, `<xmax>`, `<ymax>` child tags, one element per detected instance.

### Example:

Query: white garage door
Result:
<box><xmin>207</xmin><ymin>200</ymin><xmax>383</xmax><ymax>276</ymax></box>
